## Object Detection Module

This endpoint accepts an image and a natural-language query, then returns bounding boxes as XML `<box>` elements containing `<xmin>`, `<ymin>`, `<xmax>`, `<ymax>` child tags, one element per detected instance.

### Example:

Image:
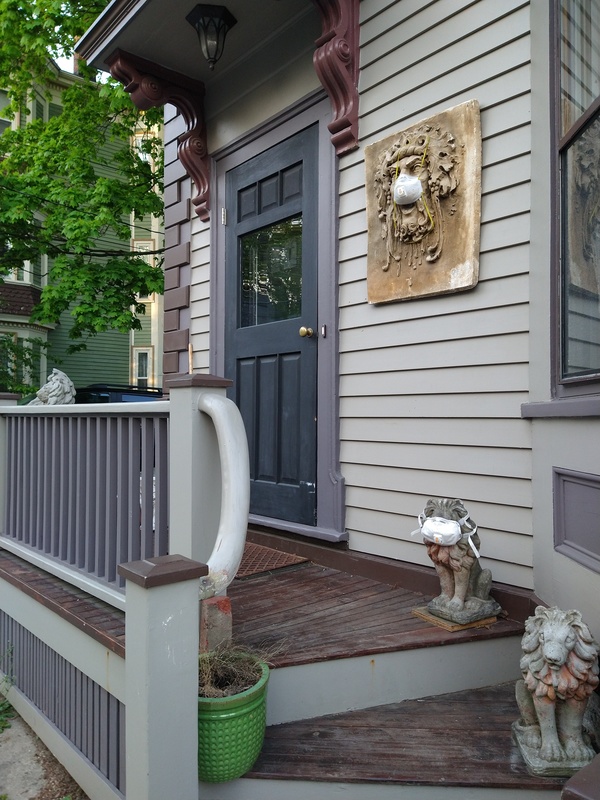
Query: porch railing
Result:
<box><xmin>0</xmin><ymin>377</ymin><xmax>250</xmax><ymax>799</ymax></box>
<box><xmin>0</xmin><ymin>376</ymin><xmax>250</xmax><ymax>609</ymax></box>
<box><xmin>0</xmin><ymin>402</ymin><xmax>170</xmax><ymax>607</ymax></box>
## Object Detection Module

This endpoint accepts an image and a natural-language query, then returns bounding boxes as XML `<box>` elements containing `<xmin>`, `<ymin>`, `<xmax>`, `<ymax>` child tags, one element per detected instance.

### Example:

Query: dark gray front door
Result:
<box><xmin>225</xmin><ymin>126</ymin><xmax>318</xmax><ymax>525</ymax></box>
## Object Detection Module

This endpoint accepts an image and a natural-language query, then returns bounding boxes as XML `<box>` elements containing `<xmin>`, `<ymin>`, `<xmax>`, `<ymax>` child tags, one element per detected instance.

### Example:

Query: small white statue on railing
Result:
<box><xmin>513</xmin><ymin>605</ymin><xmax>600</xmax><ymax>776</ymax></box>
<box><xmin>28</xmin><ymin>368</ymin><xmax>76</xmax><ymax>405</ymax></box>
<box><xmin>412</xmin><ymin>498</ymin><xmax>501</xmax><ymax>625</ymax></box>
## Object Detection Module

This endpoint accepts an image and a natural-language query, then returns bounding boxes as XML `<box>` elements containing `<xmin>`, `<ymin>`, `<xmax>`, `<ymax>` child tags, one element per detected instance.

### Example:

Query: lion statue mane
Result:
<box><xmin>28</xmin><ymin>368</ymin><xmax>76</xmax><ymax>406</ymax></box>
<box><xmin>515</xmin><ymin>605</ymin><xmax>600</xmax><ymax>767</ymax></box>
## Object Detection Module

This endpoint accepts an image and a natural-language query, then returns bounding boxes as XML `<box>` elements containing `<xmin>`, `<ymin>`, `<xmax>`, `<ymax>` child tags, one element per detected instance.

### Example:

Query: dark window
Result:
<box><xmin>555</xmin><ymin>0</ymin><xmax>600</xmax><ymax>396</ymax></box>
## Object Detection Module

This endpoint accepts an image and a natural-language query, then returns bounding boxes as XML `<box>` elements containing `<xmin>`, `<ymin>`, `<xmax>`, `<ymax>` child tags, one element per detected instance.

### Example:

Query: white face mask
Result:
<box><xmin>393</xmin><ymin>173</ymin><xmax>423</xmax><ymax>205</ymax></box>
<box><xmin>420</xmin><ymin>516</ymin><xmax>462</xmax><ymax>546</ymax></box>
<box><xmin>411</xmin><ymin>509</ymin><xmax>480</xmax><ymax>558</ymax></box>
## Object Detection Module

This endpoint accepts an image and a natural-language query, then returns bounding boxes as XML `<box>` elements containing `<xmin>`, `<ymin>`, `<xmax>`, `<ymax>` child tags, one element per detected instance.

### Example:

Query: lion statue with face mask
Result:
<box><xmin>513</xmin><ymin>606</ymin><xmax>600</xmax><ymax>774</ymax></box>
<box><xmin>415</xmin><ymin>498</ymin><xmax>501</xmax><ymax>624</ymax></box>
<box><xmin>28</xmin><ymin>368</ymin><xmax>76</xmax><ymax>406</ymax></box>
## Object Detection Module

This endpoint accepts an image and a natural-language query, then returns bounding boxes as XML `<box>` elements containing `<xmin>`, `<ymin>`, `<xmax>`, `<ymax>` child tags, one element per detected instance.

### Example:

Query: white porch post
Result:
<box><xmin>118</xmin><ymin>555</ymin><xmax>207</xmax><ymax>800</ymax></box>
<box><xmin>167</xmin><ymin>374</ymin><xmax>232</xmax><ymax>565</ymax></box>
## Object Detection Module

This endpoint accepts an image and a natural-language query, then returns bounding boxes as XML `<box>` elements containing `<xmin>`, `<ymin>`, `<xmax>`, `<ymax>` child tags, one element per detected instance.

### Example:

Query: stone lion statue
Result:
<box><xmin>28</xmin><ymin>368</ymin><xmax>76</xmax><ymax>406</ymax></box>
<box><xmin>514</xmin><ymin>606</ymin><xmax>600</xmax><ymax>774</ymax></box>
<box><xmin>415</xmin><ymin>498</ymin><xmax>501</xmax><ymax>624</ymax></box>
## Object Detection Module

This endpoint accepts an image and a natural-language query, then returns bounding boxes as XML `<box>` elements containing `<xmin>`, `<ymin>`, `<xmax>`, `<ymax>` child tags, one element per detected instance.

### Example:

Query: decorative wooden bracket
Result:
<box><xmin>312</xmin><ymin>0</ymin><xmax>360</xmax><ymax>156</ymax></box>
<box><xmin>107</xmin><ymin>50</ymin><xmax>210</xmax><ymax>221</ymax></box>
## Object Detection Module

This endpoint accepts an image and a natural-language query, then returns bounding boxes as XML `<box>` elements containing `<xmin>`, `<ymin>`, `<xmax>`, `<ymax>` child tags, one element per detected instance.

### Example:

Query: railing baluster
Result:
<box><xmin>155</xmin><ymin>415</ymin><xmax>169</xmax><ymax>556</ymax></box>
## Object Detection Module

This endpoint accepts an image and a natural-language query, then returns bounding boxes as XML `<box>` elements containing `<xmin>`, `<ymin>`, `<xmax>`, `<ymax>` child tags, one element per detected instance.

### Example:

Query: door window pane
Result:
<box><xmin>239</xmin><ymin>215</ymin><xmax>302</xmax><ymax>328</ymax></box>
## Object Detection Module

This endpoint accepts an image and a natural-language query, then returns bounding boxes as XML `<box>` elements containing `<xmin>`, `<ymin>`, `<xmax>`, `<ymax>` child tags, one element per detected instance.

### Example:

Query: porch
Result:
<box><xmin>0</xmin><ymin>386</ymin><xmax>595</xmax><ymax>799</ymax></box>
<box><xmin>0</xmin><ymin>530</ymin><xmax>568</xmax><ymax>798</ymax></box>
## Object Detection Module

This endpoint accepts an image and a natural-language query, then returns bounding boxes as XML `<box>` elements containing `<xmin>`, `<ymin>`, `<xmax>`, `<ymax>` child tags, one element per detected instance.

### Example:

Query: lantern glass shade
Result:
<box><xmin>186</xmin><ymin>4</ymin><xmax>237</xmax><ymax>70</ymax></box>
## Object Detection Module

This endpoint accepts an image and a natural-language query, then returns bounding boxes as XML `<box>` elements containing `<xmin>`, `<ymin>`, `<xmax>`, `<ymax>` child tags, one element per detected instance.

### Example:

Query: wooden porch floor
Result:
<box><xmin>229</xmin><ymin>560</ymin><xmax>523</xmax><ymax>669</ymax></box>
<box><xmin>249</xmin><ymin>682</ymin><xmax>565</xmax><ymax>791</ymax></box>
<box><xmin>228</xmin><ymin>558</ymin><xmax>565</xmax><ymax>792</ymax></box>
<box><xmin>0</xmin><ymin>544</ymin><xmax>568</xmax><ymax>792</ymax></box>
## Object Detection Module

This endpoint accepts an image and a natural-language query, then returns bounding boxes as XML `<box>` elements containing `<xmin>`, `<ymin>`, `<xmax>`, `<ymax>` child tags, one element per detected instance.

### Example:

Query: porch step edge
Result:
<box><xmin>266</xmin><ymin>634</ymin><xmax>523</xmax><ymax>725</ymax></box>
<box><xmin>198</xmin><ymin>778</ymin><xmax>562</xmax><ymax>800</ymax></box>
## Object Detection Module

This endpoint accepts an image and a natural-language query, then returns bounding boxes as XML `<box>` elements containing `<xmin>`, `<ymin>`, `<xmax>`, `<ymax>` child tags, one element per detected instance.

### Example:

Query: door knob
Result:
<box><xmin>299</xmin><ymin>326</ymin><xmax>314</xmax><ymax>338</ymax></box>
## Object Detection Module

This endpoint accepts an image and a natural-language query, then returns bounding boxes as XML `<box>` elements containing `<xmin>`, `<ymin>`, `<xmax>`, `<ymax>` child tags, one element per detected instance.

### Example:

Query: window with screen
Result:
<box><xmin>556</xmin><ymin>0</ymin><xmax>600</xmax><ymax>394</ymax></box>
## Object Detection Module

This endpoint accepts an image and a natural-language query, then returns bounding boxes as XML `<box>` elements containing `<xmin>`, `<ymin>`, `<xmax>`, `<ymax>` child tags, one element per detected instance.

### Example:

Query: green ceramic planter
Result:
<box><xmin>197</xmin><ymin>662</ymin><xmax>269</xmax><ymax>783</ymax></box>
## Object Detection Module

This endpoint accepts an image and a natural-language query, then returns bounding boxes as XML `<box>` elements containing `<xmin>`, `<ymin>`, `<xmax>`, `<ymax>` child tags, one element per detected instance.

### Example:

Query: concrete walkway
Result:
<box><xmin>0</xmin><ymin>715</ymin><xmax>45</xmax><ymax>799</ymax></box>
<box><xmin>0</xmin><ymin>712</ymin><xmax>88</xmax><ymax>800</ymax></box>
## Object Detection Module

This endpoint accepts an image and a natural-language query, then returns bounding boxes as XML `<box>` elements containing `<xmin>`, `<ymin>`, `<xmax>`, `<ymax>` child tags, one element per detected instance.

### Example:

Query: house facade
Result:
<box><xmin>78</xmin><ymin>0</ymin><xmax>600</xmax><ymax>630</ymax></box>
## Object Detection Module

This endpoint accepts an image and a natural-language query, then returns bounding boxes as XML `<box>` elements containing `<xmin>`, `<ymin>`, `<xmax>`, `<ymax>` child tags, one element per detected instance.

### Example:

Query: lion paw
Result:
<box><xmin>447</xmin><ymin>596</ymin><xmax>465</xmax><ymax>612</ymax></box>
<box><xmin>540</xmin><ymin>740</ymin><xmax>565</xmax><ymax>762</ymax></box>
<box><xmin>564</xmin><ymin>739</ymin><xmax>595</xmax><ymax>762</ymax></box>
<box><xmin>520</xmin><ymin>725</ymin><xmax>541</xmax><ymax>749</ymax></box>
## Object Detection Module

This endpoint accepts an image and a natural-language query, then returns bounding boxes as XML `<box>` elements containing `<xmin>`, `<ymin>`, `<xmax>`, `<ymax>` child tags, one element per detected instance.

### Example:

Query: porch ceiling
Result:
<box><xmin>77</xmin><ymin>0</ymin><xmax>318</xmax><ymax>85</ymax></box>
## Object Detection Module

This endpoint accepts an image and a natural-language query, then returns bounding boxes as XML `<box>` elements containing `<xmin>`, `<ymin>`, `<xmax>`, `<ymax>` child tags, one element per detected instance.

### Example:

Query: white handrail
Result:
<box><xmin>196</xmin><ymin>392</ymin><xmax>250</xmax><ymax>598</ymax></box>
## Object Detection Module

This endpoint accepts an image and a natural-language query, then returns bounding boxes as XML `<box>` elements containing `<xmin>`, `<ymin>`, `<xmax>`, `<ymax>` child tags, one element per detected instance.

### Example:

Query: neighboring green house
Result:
<box><xmin>0</xmin><ymin>62</ymin><xmax>164</xmax><ymax>394</ymax></box>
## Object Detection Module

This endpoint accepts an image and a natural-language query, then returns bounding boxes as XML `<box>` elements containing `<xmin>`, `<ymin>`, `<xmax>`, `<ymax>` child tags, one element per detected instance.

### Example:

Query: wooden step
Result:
<box><xmin>250</xmin><ymin>682</ymin><xmax>565</xmax><ymax>791</ymax></box>
<box><xmin>230</xmin><ymin>561</ymin><xmax>525</xmax><ymax>724</ymax></box>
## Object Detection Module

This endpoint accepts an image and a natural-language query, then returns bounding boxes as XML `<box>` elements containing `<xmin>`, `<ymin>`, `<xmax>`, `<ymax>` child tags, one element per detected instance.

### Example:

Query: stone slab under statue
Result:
<box><xmin>411</xmin><ymin>498</ymin><xmax>502</xmax><ymax>626</ymax></box>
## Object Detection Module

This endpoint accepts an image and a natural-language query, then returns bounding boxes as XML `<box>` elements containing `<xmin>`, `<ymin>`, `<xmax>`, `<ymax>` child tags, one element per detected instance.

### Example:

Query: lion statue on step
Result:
<box><xmin>415</xmin><ymin>498</ymin><xmax>500</xmax><ymax>623</ymax></box>
<box><xmin>28</xmin><ymin>368</ymin><xmax>76</xmax><ymax>406</ymax></box>
<box><xmin>514</xmin><ymin>606</ymin><xmax>600</xmax><ymax>769</ymax></box>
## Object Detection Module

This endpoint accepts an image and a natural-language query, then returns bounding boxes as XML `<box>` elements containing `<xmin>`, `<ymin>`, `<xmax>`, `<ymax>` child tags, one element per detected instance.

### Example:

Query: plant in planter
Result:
<box><xmin>198</xmin><ymin>643</ymin><xmax>270</xmax><ymax>783</ymax></box>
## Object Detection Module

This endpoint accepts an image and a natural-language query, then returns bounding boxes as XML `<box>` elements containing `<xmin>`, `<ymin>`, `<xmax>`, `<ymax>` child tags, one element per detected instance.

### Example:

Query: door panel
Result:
<box><xmin>225</xmin><ymin>126</ymin><xmax>318</xmax><ymax>525</ymax></box>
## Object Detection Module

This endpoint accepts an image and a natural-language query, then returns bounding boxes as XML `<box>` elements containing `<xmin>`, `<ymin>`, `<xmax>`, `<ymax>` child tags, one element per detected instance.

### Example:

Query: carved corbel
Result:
<box><xmin>311</xmin><ymin>0</ymin><xmax>360</xmax><ymax>156</ymax></box>
<box><xmin>107</xmin><ymin>50</ymin><xmax>210</xmax><ymax>221</ymax></box>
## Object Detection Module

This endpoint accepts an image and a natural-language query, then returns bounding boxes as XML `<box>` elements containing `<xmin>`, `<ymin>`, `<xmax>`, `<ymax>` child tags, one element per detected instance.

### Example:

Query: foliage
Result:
<box><xmin>0</xmin><ymin>333</ymin><xmax>47</xmax><ymax>393</ymax></box>
<box><xmin>0</xmin><ymin>644</ymin><xmax>14</xmax><ymax>734</ymax></box>
<box><xmin>0</xmin><ymin>0</ymin><xmax>165</xmax><ymax>344</ymax></box>
<box><xmin>0</xmin><ymin>695</ymin><xmax>15</xmax><ymax>734</ymax></box>
<box><xmin>199</xmin><ymin>643</ymin><xmax>268</xmax><ymax>698</ymax></box>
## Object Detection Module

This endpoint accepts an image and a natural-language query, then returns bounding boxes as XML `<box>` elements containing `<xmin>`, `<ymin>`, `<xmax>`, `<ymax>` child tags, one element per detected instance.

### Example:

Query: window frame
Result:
<box><xmin>551</xmin><ymin>0</ymin><xmax>600</xmax><ymax>400</ymax></box>
<box><xmin>132</xmin><ymin>346</ymin><xmax>153</xmax><ymax>388</ymax></box>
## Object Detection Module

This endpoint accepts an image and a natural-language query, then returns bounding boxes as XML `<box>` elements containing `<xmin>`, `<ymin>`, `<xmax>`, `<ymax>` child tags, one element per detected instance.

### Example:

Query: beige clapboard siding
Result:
<box><xmin>359</xmin><ymin>1</ymin><xmax>529</xmax><ymax>92</ymax></box>
<box><xmin>343</xmin><ymin>417</ymin><xmax>531</xmax><ymax>450</ymax></box>
<box><xmin>342</xmin><ymin>462</ymin><xmax>532</xmax><ymax>509</ymax></box>
<box><xmin>346</xmin><ymin>507</ymin><xmax>533</xmax><ymax>565</ymax></box>
<box><xmin>340</xmin><ymin>266</ymin><xmax>528</xmax><ymax>315</ymax></box>
<box><xmin>359</xmin><ymin>11</ymin><xmax>530</xmax><ymax>140</ymax></box>
<box><xmin>340</xmin><ymin>391</ymin><xmax>529</xmax><ymax>420</ymax></box>
<box><xmin>341</xmin><ymin>439</ymin><xmax>531</xmax><ymax>479</ymax></box>
<box><xmin>340</xmin><ymin>0</ymin><xmax>533</xmax><ymax>586</ymax></box>
<box><xmin>347</xmin><ymin>486</ymin><xmax>532</xmax><ymax>535</ymax></box>
<box><xmin>340</xmin><ymin>296</ymin><xmax>529</xmax><ymax>351</ymax></box>
<box><xmin>339</xmin><ymin>331</ymin><xmax>528</xmax><ymax>374</ymax></box>
<box><xmin>348</xmin><ymin>527</ymin><xmax>535</xmax><ymax>589</ymax></box>
<box><xmin>340</xmin><ymin>362</ymin><xmax>529</xmax><ymax>396</ymax></box>
<box><xmin>483</xmin><ymin>156</ymin><xmax>531</xmax><ymax>194</ymax></box>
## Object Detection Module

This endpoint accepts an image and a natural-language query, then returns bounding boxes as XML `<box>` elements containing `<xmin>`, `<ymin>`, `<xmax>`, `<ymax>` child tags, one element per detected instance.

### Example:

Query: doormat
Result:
<box><xmin>236</xmin><ymin>542</ymin><xmax>308</xmax><ymax>578</ymax></box>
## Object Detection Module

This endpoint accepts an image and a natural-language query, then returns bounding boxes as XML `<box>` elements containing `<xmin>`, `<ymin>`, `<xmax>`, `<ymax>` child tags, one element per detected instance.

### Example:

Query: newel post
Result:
<box><xmin>118</xmin><ymin>555</ymin><xmax>208</xmax><ymax>800</ymax></box>
<box><xmin>166</xmin><ymin>374</ymin><xmax>232</xmax><ymax>565</ymax></box>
